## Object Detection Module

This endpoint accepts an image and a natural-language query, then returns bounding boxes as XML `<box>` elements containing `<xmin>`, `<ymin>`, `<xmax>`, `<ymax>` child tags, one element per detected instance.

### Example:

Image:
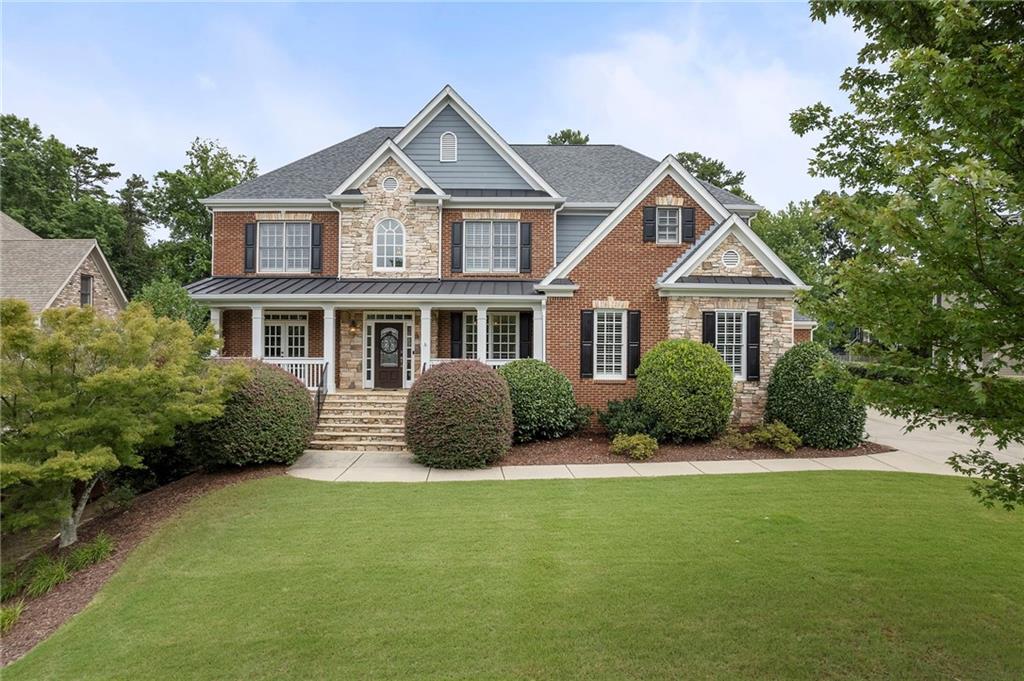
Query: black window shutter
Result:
<box><xmin>244</xmin><ymin>223</ymin><xmax>257</xmax><ymax>272</ymax></box>
<box><xmin>681</xmin><ymin>207</ymin><xmax>696</xmax><ymax>242</ymax></box>
<box><xmin>642</xmin><ymin>207</ymin><xmax>656</xmax><ymax>242</ymax></box>
<box><xmin>627</xmin><ymin>310</ymin><xmax>641</xmax><ymax>377</ymax></box>
<box><xmin>580</xmin><ymin>309</ymin><xmax>594</xmax><ymax>378</ymax></box>
<box><xmin>702</xmin><ymin>311</ymin><xmax>717</xmax><ymax>346</ymax></box>
<box><xmin>451</xmin><ymin>222</ymin><xmax>463</xmax><ymax>273</ymax></box>
<box><xmin>310</xmin><ymin>223</ymin><xmax>323</xmax><ymax>273</ymax></box>
<box><xmin>450</xmin><ymin>311</ymin><xmax>463</xmax><ymax>358</ymax></box>
<box><xmin>519</xmin><ymin>223</ymin><xmax>532</xmax><ymax>273</ymax></box>
<box><xmin>746</xmin><ymin>311</ymin><xmax>761</xmax><ymax>381</ymax></box>
<box><xmin>519</xmin><ymin>311</ymin><xmax>533</xmax><ymax>358</ymax></box>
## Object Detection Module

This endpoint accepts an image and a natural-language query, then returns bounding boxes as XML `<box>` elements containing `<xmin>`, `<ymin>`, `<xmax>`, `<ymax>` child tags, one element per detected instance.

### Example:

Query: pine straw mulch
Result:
<box><xmin>1</xmin><ymin>466</ymin><xmax>285</xmax><ymax>666</ymax></box>
<box><xmin>504</xmin><ymin>434</ymin><xmax>894</xmax><ymax>466</ymax></box>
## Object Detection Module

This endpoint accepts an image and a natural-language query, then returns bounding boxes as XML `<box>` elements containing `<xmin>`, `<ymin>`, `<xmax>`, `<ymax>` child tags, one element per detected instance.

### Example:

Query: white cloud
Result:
<box><xmin>541</xmin><ymin>18</ymin><xmax>857</xmax><ymax>210</ymax></box>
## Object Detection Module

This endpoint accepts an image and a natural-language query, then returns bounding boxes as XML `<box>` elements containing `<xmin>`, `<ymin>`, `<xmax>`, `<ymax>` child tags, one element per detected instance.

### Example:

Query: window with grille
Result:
<box><xmin>656</xmin><ymin>207</ymin><xmax>680</xmax><ymax>244</ymax></box>
<box><xmin>264</xmin><ymin>313</ymin><xmax>307</xmax><ymax>358</ymax></box>
<box><xmin>464</xmin><ymin>221</ymin><xmax>519</xmax><ymax>272</ymax></box>
<box><xmin>80</xmin><ymin>274</ymin><xmax>93</xmax><ymax>307</ymax></box>
<box><xmin>716</xmin><ymin>310</ymin><xmax>745</xmax><ymax>377</ymax></box>
<box><xmin>259</xmin><ymin>222</ymin><xmax>310</xmax><ymax>272</ymax></box>
<box><xmin>464</xmin><ymin>313</ymin><xmax>478</xmax><ymax>359</ymax></box>
<box><xmin>440</xmin><ymin>131</ymin><xmax>458</xmax><ymax>162</ymax></box>
<box><xmin>489</xmin><ymin>313</ymin><xmax>518</xmax><ymax>360</ymax></box>
<box><xmin>594</xmin><ymin>310</ymin><xmax>626</xmax><ymax>379</ymax></box>
<box><xmin>374</xmin><ymin>218</ymin><xmax>405</xmax><ymax>270</ymax></box>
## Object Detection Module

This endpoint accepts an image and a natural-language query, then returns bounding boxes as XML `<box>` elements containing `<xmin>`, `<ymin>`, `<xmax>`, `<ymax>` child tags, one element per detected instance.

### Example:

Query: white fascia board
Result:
<box><xmin>392</xmin><ymin>85</ymin><xmax>562</xmax><ymax>199</ymax></box>
<box><xmin>445</xmin><ymin>196</ymin><xmax>564</xmax><ymax>208</ymax></box>
<box><xmin>794</xmin><ymin>320</ymin><xmax>818</xmax><ymax>329</ymax></box>
<box><xmin>204</xmin><ymin>199</ymin><xmax>333</xmax><ymax>210</ymax></box>
<box><xmin>330</xmin><ymin>139</ymin><xmax>445</xmax><ymax>196</ymax></box>
<box><xmin>534</xmin><ymin>283</ymin><xmax>578</xmax><ymax>297</ymax></box>
<box><xmin>190</xmin><ymin>293</ymin><xmax>543</xmax><ymax>306</ymax></box>
<box><xmin>661</xmin><ymin>214</ymin><xmax>807</xmax><ymax>287</ymax></box>
<box><xmin>724</xmin><ymin>203</ymin><xmax>764</xmax><ymax>212</ymax></box>
<box><xmin>562</xmin><ymin>202</ymin><xmax>618</xmax><ymax>212</ymax></box>
<box><xmin>540</xmin><ymin>155</ymin><xmax>731</xmax><ymax>286</ymax></box>
<box><xmin>656</xmin><ymin>283</ymin><xmax>800</xmax><ymax>298</ymax></box>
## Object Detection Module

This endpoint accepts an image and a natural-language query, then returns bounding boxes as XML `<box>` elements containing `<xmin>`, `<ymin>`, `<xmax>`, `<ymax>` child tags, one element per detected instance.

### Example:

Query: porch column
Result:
<box><xmin>322</xmin><ymin>306</ymin><xmax>336</xmax><ymax>393</ymax></box>
<box><xmin>419</xmin><ymin>305</ymin><xmax>432</xmax><ymax>373</ymax></box>
<box><xmin>475</xmin><ymin>305</ymin><xmax>488</xmax><ymax>363</ymax></box>
<box><xmin>533</xmin><ymin>302</ymin><xmax>545</xmax><ymax>361</ymax></box>
<box><xmin>209</xmin><ymin>308</ymin><xmax>222</xmax><ymax>357</ymax></box>
<box><xmin>250</xmin><ymin>305</ymin><xmax>263</xmax><ymax>359</ymax></box>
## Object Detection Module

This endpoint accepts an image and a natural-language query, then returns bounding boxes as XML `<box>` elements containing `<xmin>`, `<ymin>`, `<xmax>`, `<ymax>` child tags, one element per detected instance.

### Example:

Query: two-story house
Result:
<box><xmin>186</xmin><ymin>86</ymin><xmax>807</xmax><ymax>448</ymax></box>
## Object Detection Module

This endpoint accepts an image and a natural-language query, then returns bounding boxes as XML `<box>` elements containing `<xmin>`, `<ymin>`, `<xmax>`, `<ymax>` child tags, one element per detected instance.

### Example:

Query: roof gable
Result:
<box><xmin>330</xmin><ymin>139</ymin><xmax>444</xmax><ymax>197</ymax></box>
<box><xmin>0</xmin><ymin>212</ymin><xmax>41</xmax><ymax>240</ymax></box>
<box><xmin>0</xmin><ymin>239</ymin><xmax>128</xmax><ymax>314</ymax></box>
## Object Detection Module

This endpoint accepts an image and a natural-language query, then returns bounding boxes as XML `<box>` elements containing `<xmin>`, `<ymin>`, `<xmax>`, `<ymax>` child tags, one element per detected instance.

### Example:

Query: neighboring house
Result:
<box><xmin>794</xmin><ymin>311</ymin><xmax>817</xmax><ymax>343</ymax></box>
<box><xmin>186</xmin><ymin>86</ymin><xmax>808</xmax><ymax>430</ymax></box>
<box><xmin>0</xmin><ymin>212</ymin><xmax>127</xmax><ymax>316</ymax></box>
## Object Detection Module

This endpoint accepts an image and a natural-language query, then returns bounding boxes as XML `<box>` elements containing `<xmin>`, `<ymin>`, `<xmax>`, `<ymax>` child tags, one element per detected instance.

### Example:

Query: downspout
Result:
<box><xmin>437</xmin><ymin>198</ymin><xmax>444</xmax><ymax>279</ymax></box>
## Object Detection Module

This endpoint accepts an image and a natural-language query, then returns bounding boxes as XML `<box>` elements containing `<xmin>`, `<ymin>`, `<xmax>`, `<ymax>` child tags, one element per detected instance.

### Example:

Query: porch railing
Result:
<box><xmin>262</xmin><ymin>357</ymin><xmax>329</xmax><ymax>390</ymax></box>
<box><xmin>423</xmin><ymin>357</ymin><xmax>516</xmax><ymax>371</ymax></box>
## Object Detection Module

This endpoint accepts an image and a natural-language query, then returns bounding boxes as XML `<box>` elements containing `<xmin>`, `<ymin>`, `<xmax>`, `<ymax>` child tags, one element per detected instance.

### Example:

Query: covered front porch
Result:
<box><xmin>209</xmin><ymin>302</ymin><xmax>544</xmax><ymax>393</ymax></box>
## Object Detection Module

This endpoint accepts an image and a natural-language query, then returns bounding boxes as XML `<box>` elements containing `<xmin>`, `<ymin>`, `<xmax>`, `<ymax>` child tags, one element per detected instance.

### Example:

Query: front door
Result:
<box><xmin>373</xmin><ymin>322</ymin><xmax>403</xmax><ymax>389</ymax></box>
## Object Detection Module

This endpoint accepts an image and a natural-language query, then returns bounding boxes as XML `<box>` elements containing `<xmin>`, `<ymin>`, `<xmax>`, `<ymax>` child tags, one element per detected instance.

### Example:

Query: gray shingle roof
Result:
<box><xmin>208</xmin><ymin>128</ymin><xmax>760</xmax><ymax>208</ymax></box>
<box><xmin>794</xmin><ymin>310</ymin><xmax>815</xmax><ymax>323</ymax></box>
<box><xmin>1</xmin><ymin>212</ymin><xmax>41</xmax><ymax>240</ymax></box>
<box><xmin>186</xmin><ymin>277</ymin><xmax>540</xmax><ymax>298</ymax></box>
<box><xmin>0</xmin><ymin>239</ymin><xmax>97</xmax><ymax>314</ymax></box>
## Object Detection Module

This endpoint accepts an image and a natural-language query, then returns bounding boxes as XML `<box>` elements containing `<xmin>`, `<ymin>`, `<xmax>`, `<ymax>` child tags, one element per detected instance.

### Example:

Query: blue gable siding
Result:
<box><xmin>556</xmin><ymin>213</ymin><xmax>607</xmax><ymax>263</ymax></box>
<box><xmin>404</xmin><ymin>105</ymin><xmax>531</xmax><ymax>190</ymax></box>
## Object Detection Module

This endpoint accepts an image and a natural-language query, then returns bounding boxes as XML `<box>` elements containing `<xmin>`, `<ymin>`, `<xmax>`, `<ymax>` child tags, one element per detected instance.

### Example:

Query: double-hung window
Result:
<box><xmin>80</xmin><ymin>274</ymin><xmax>93</xmax><ymax>307</ymax></box>
<box><xmin>656</xmin><ymin>207</ymin><xmax>680</xmax><ymax>244</ymax></box>
<box><xmin>463</xmin><ymin>312</ymin><xmax>518</xmax><ymax>360</ymax></box>
<box><xmin>464</xmin><ymin>220</ymin><xmax>518</xmax><ymax>272</ymax></box>
<box><xmin>715</xmin><ymin>310</ymin><xmax>745</xmax><ymax>377</ymax></box>
<box><xmin>594</xmin><ymin>310</ymin><xmax>626</xmax><ymax>379</ymax></box>
<box><xmin>264</xmin><ymin>313</ymin><xmax>307</xmax><ymax>358</ymax></box>
<box><xmin>259</xmin><ymin>222</ymin><xmax>311</xmax><ymax>273</ymax></box>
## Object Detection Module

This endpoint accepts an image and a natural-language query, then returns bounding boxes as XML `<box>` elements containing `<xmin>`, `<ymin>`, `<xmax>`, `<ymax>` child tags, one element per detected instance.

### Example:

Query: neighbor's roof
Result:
<box><xmin>186</xmin><ymin>276</ymin><xmax>541</xmax><ymax>298</ymax></box>
<box><xmin>0</xmin><ymin>238</ymin><xmax>99</xmax><ymax>314</ymax></box>
<box><xmin>0</xmin><ymin>212</ymin><xmax>42</xmax><ymax>240</ymax></box>
<box><xmin>794</xmin><ymin>310</ymin><xmax>815</xmax><ymax>323</ymax></box>
<box><xmin>208</xmin><ymin>129</ymin><xmax>760</xmax><ymax>207</ymax></box>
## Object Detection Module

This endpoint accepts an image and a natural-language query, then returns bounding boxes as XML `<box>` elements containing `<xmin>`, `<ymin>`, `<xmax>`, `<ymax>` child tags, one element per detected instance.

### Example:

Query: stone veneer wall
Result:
<box><xmin>667</xmin><ymin>296</ymin><xmax>794</xmax><ymax>425</ymax></box>
<box><xmin>51</xmin><ymin>252</ymin><xmax>123</xmax><ymax>317</ymax></box>
<box><xmin>338</xmin><ymin>158</ymin><xmax>440</xmax><ymax>278</ymax></box>
<box><xmin>698</xmin><ymin>234</ymin><xmax>773</xmax><ymax>277</ymax></box>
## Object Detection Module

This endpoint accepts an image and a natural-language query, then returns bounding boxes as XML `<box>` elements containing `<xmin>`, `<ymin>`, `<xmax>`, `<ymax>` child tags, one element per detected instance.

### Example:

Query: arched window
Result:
<box><xmin>374</xmin><ymin>218</ymin><xmax>405</xmax><ymax>270</ymax></box>
<box><xmin>439</xmin><ymin>131</ymin><xmax>458</xmax><ymax>162</ymax></box>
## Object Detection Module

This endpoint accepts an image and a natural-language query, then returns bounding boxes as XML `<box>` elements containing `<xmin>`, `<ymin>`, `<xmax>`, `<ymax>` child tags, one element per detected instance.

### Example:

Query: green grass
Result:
<box><xmin>7</xmin><ymin>472</ymin><xmax>1023</xmax><ymax>680</ymax></box>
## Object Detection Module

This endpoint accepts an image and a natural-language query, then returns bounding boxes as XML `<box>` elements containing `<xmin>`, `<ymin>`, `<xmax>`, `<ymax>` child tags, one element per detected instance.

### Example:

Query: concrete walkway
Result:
<box><xmin>288</xmin><ymin>411</ymin><xmax>1023</xmax><ymax>483</ymax></box>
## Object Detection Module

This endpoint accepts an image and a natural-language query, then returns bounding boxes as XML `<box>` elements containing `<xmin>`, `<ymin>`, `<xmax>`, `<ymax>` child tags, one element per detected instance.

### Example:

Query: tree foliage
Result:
<box><xmin>547</xmin><ymin>128</ymin><xmax>590</xmax><ymax>145</ymax></box>
<box><xmin>134</xmin><ymin>277</ymin><xmax>210</xmax><ymax>335</ymax></box>
<box><xmin>147</xmin><ymin>138</ymin><xmax>258</xmax><ymax>284</ymax></box>
<box><xmin>0</xmin><ymin>300</ymin><xmax>243</xmax><ymax>546</ymax></box>
<box><xmin>675</xmin><ymin>150</ymin><xmax>752</xmax><ymax>200</ymax></box>
<box><xmin>791</xmin><ymin>0</ymin><xmax>1024</xmax><ymax>507</ymax></box>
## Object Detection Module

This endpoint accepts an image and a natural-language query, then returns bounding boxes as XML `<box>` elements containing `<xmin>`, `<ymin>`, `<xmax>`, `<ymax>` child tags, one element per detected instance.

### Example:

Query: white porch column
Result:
<box><xmin>322</xmin><ymin>306</ymin><xmax>336</xmax><ymax>393</ymax></box>
<box><xmin>250</xmin><ymin>305</ymin><xmax>263</xmax><ymax>359</ymax></box>
<box><xmin>209</xmin><ymin>308</ymin><xmax>222</xmax><ymax>357</ymax></box>
<box><xmin>419</xmin><ymin>305</ymin><xmax>432</xmax><ymax>373</ymax></box>
<box><xmin>533</xmin><ymin>302</ymin><xmax>545</xmax><ymax>361</ymax></box>
<box><xmin>475</xmin><ymin>305</ymin><xmax>488</xmax><ymax>363</ymax></box>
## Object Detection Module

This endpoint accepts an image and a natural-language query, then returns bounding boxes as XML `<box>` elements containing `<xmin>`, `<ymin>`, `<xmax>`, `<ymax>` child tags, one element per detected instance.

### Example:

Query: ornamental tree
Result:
<box><xmin>0</xmin><ymin>300</ymin><xmax>245</xmax><ymax>546</ymax></box>
<box><xmin>791</xmin><ymin>1</ymin><xmax>1024</xmax><ymax>508</ymax></box>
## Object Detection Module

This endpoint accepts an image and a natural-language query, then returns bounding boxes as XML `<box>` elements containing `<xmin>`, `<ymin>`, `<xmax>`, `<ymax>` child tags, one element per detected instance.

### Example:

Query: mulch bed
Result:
<box><xmin>504</xmin><ymin>434</ymin><xmax>894</xmax><ymax>466</ymax></box>
<box><xmin>1</xmin><ymin>466</ymin><xmax>284</xmax><ymax>666</ymax></box>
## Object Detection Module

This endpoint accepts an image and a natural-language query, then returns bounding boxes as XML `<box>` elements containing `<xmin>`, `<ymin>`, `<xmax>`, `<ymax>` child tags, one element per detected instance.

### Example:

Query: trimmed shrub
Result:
<box><xmin>610</xmin><ymin>433</ymin><xmax>659</xmax><ymax>461</ymax></box>
<box><xmin>765</xmin><ymin>342</ymin><xmax>867</xmax><ymax>449</ymax></box>
<box><xmin>598</xmin><ymin>398</ymin><xmax>657</xmax><ymax>438</ymax></box>
<box><xmin>636</xmin><ymin>340</ymin><xmax>735</xmax><ymax>442</ymax></box>
<box><xmin>497</xmin><ymin>359</ymin><xmax>583</xmax><ymax>443</ymax></box>
<box><xmin>722</xmin><ymin>422</ymin><xmax>802</xmax><ymax>455</ymax></box>
<box><xmin>195</xmin><ymin>360</ymin><xmax>314</xmax><ymax>467</ymax></box>
<box><xmin>405</xmin><ymin>361</ymin><xmax>513</xmax><ymax>468</ymax></box>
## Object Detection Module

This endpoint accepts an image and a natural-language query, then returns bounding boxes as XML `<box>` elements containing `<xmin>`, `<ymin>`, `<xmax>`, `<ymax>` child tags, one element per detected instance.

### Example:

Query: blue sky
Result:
<box><xmin>4</xmin><ymin>2</ymin><xmax>861</xmax><ymax>235</ymax></box>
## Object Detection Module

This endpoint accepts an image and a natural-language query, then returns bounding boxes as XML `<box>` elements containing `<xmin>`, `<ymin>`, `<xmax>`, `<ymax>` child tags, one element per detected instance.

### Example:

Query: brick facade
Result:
<box><xmin>441</xmin><ymin>208</ymin><xmax>554</xmax><ymax>279</ymax></box>
<box><xmin>50</xmin><ymin>251</ymin><xmax>123</xmax><ymax>317</ymax></box>
<box><xmin>794</xmin><ymin>328</ymin><xmax>813</xmax><ymax>344</ymax></box>
<box><xmin>212</xmin><ymin>211</ymin><xmax>340</xmax><ymax>277</ymax></box>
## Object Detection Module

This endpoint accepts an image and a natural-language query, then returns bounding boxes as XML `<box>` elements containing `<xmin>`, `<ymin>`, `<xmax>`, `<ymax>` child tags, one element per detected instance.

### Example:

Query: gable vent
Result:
<box><xmin>381</xmin><ymin>176</ymin><xmax>398</xmax><ymax>192</ymax></box>
<box><xmin>440</xmin><ymin>131</ymin><xmax>458</xmax><ymax>162</ymax></box>
<box><xmin>721</xmin><ymin>249</ymin><xmax>740</xmax><ymax>269</ymax></box>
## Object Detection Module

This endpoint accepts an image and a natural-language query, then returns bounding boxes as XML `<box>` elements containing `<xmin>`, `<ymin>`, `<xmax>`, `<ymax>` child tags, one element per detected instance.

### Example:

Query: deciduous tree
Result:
<box><xmin>675</xmin><ymin>151</ymin><xmax>752</xmax><ymax>200</ymax></box>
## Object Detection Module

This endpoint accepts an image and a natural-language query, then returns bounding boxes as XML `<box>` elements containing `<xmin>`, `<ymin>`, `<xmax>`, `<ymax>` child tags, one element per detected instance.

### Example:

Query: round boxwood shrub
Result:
<box><xmin>405</xmin><ymin>361</ymin><xmax>513</xmax><ymax>468</ymax></box>
<box><xmin>497</xmin><ymin>359</ymin><xmax>583</xmax><ymax>443</ymax></box>
<box><xmin>636</xmin><ymin>339</ymin><xmax>734</xmax><ymax>442</ymax></box>
<box><xmin>765</xmin><ymin>342</ymin><xmax>866</xmax><ymax>449</ymax></box>
<box><xmin>197</xmin><ymin>360</ymin><xmax>315</xmax><ymax>466</ymax></box>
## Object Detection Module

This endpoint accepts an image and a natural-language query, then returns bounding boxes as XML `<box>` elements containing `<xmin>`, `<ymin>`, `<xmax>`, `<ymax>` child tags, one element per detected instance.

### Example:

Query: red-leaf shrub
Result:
<box><xmin>405</xmin><ymin>361</ymin><xmax>513</xmax><ymax>468</ymax></box>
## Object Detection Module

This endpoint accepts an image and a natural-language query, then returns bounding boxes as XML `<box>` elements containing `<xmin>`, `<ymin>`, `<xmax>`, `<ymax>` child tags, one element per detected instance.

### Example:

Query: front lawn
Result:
<box><xmin>7</xmin><ymin>473</ymin><xmax>1023</xmax><ymax>680</ymax></box>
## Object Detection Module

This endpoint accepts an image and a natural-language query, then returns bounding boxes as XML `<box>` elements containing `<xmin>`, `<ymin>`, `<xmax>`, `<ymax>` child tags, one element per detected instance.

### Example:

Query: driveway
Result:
<box><xmin>866</xmin><ymin>410</ymin><xmax>1024</xmax><ymax>465</ymax></box>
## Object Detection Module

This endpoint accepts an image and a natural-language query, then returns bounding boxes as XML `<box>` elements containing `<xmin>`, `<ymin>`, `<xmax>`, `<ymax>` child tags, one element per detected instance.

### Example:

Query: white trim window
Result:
<box><xmin>259</xmin><ymin>221</ymin><xmax>311</xmax><ymax>273</ymax></box>
<box><xmin>656</xmin><ymin>207</ymin><xmax>681</xmax><ymax>244</ymax></box>
<box><xmin>374</xmin><ymin>218</ymin><xmax>405</xmax><ymax>271</ymax></box>
<box><xmin>80</xmin><ymin>274</ymin><xmax>94</xmax><ymax>307</ymax></box>
<box><xmin>440</xmin><ymin>131</ymin><xmax>458</xmax><ymax>162</ymax></box>
<box><xmin>464</xmin><ymin>220</ymin><xmax>519</xmax><ymax>273</ymax></box>
<box><xmin>716</xmin><ymin>310</ymin><xmax>745</xmax><ymax>378</ymax></box>
<box><xmin>594</xmin><ymin>310</ymin><xmax>626</xmax><ymax>379</ymax></box>
<box><xmin>464</xmin><ymin>313</ymin><xmax>479</xmax><ymax>359</ymax></box>
<box><xmin>489</xmin><ymin>312</ymin><xmax>518</xmax><ymax>360</ymax></box>
<box><xmin>264</xmin><ymin>312</ymin><xmax>308</xmax><ymax>358</ymax></box>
